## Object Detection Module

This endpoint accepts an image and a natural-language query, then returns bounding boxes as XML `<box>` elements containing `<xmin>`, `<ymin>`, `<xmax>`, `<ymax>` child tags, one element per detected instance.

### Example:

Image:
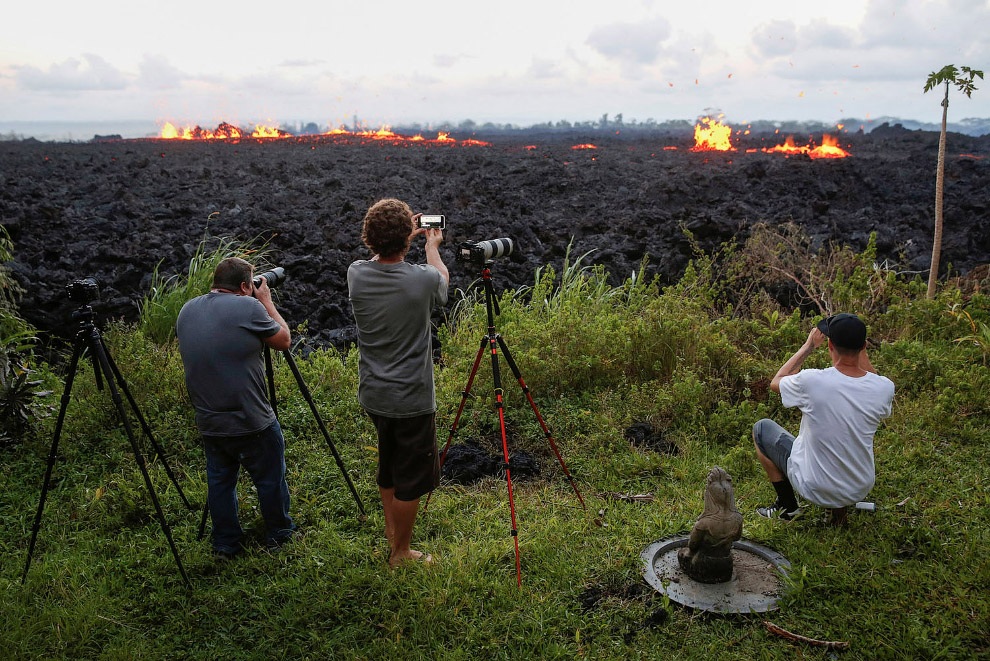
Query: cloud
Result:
<box><xmin>138</xmin><ymin>54</ymin><xmax>184</xmax><ymax>89</ymax></box>
<box><xmin>750</xmin><ymin>0</ymin><xmax>990</xmax><ymax>86</ymax></box>
<box><xmin>527</xmin><ymin>57</ymin><xmax>563</xmax><ymax>80</ymax></box>
<box><xmin>434</xmin><ymin>54</ymin><xmax>461</xmax><ymax>68</ymax></box>
<box><xmin>587</xmin><ymin>17</ymin><xmax>672</xmax><ymax>65</ymax></box>
<box><xmin>230</xmin><ymin>71</ymin><xmax>312</xmax><ymax>96</ymax></box>
<box><xmin>16</xmin><ymin>54</ymin><xmax>128</xmax><ymax>91</ymax></box>
<box><xmin>750</xmin><ymin>20</ymin><xmax>797</xmax><ymax>58</ymax></box>
<box><xmin>801</xmin><ymin>22</ymin><xmax>855</xmax><ymax>49</ymax></box>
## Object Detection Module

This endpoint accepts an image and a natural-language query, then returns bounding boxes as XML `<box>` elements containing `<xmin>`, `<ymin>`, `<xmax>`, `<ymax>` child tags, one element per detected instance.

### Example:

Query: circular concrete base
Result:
<box><xmin>641</xmin><ymin>536</ymin><xmax>791</xmax><ymax>613</ymax></box>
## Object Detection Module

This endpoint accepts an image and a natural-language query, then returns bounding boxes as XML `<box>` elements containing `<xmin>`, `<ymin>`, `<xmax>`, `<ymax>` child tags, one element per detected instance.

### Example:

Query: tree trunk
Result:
<box><xmin>927</xmin><ymin>83</ymin><xmax>949</xmax><ymax>299</ymax></box>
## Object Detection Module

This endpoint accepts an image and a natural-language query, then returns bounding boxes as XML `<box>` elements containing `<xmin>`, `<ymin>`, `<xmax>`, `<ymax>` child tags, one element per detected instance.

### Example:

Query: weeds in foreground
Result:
<box><xmin>1</xmin><ymin>227</ymin><xmax>989</xmax><ymax>659</ymax></box>
<box><xmin>138</xmin><ymin>227</ymin><xmax>271</xmax><ymax>344</ymax></box>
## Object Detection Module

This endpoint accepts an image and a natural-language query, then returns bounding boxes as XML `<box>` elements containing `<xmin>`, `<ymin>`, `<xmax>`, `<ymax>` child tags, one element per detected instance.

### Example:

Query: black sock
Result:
<box><xmin>771</xmin><ymin>479</ymin><xmax>798</xmax><ymax>511</ymax></box>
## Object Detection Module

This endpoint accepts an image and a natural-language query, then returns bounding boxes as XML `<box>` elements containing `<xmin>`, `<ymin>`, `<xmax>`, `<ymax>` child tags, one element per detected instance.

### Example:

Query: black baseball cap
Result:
<box><xmin>817</xmin><ymin>313</ymin><xmax>867</xmax><ymax>350</ymax></box>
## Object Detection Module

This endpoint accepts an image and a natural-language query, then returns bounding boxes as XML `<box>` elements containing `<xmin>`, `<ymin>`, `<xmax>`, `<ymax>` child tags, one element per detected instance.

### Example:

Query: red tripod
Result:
<box><xmin>427</xmin><ymin>263</ymin><xmax>585</xmax><ymax>586</ymax></box>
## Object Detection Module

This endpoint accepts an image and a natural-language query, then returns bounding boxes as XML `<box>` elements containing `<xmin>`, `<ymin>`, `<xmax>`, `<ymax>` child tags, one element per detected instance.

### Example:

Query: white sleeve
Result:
<box><xmin>779</xmin><ymin>370</ymin><xmax>811</xmax><ymax>410</ymax></box>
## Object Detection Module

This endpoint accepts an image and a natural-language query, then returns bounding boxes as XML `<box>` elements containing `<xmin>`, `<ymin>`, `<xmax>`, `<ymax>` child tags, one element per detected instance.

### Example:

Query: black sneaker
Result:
<box><xmin>213</xmin><ymin>549</ymin><xmax>240</xmax><ymax>562</ymax></box>
<box><xmin>265</xmin><ymin>529</ymin><xmax>302</xmax><ymax>553</ymax></box>
<box><xmin>757</xmin><ymin>503</ymin><xmax>802</xmax><ymax>521</ymax></box>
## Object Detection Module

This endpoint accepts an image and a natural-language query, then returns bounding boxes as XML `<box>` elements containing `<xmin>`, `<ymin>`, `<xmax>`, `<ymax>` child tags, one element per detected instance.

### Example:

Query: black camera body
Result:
<box><xmin>457</xmin><ymin>238</ymin><xmax>514</xmax><ymax>266</ymax></box>
<box><xmin>253</xmin><ymin>267</ymin><xmax>286</xmax><ymax>289</ymax></box>
<box><xmin>66</xmin><ymin>277</ymin><xmax>100</xmax><ymax>303</ymax></box>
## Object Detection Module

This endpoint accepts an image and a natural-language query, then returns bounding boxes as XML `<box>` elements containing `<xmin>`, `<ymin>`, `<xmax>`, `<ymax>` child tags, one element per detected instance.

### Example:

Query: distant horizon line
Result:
<box><xmin>3</xmin><ymin>114</ymin><xmax>989</xmax><ymax>140</ymax></box>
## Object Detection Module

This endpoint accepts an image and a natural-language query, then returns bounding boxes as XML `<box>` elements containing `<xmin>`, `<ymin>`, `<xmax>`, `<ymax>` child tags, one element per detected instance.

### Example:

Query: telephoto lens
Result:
<box><xmin>477</xmin><ymin>238</ymin><xmax>513</xmax><ymax>261</ymax></box>
<box><xmin>458</xmin><ymin>238</ymin><xmax>514</xmax><ymax>265</ymax></box>
<box><xmin>253</xmin><ymin>267</ymin><xmax>286</xmax><ymax>288</ymax></box>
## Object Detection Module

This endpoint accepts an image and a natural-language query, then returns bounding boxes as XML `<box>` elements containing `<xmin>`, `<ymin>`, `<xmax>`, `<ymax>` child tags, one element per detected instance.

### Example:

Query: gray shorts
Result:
<box><xmin>753</xmin><ymin>418</ymin><xmax>795</xmax><ymax>477</ymax></box>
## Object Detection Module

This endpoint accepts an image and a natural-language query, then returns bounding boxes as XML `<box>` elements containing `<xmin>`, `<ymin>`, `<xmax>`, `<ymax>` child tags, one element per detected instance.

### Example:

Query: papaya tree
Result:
<box><xmin>923</xmin><ymin>64</ymin><xmax>983</xmax><ymax>299</ymax></box>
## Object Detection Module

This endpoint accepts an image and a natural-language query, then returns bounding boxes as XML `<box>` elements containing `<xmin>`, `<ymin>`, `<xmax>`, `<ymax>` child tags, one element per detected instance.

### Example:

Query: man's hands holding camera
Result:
<box><xmin>412</xmin><ymin>213</ymin><xmax>444</xmax><ymax>250</ymax></box>
<box><xmin>252</xmin><ymin>277</ymin><xmax>275</xmax><ymax>307</ymax></box>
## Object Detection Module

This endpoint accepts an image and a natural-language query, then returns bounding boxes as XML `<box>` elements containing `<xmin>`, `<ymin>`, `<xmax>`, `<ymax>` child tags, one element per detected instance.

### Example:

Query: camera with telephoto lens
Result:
<box><xmin>457</xmin><ymin>238</ymin><xmax>514</xmax><ymax>266</ymax></box>
<box><xmin>66</xmin><ymin>277</ymin><xmax>100</xmax><ymax>303</ymax></box>
<box><xmin>253</xmin><ymin>267</ymin><xmax>286</xmax><ymax>289</ymax></box>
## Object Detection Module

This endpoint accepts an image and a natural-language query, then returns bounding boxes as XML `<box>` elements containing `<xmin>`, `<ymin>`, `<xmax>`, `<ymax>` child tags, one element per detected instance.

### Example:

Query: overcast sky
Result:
<box><xmin>1</xmin><ymin>0</ymin><xmax>987</xmax><ymax>131</ymax></box>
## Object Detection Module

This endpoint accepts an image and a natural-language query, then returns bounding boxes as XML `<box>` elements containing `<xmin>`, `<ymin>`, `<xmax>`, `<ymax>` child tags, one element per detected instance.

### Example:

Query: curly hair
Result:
<box><xmin>361</xmin><ymin>198</ymin><xmax>414</xmax><ymax>259</ymax></box>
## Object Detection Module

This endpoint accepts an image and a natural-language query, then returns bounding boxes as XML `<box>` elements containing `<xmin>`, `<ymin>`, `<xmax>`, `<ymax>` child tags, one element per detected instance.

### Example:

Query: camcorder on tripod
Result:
<box><xmin>432</xmin><ymin>236</ymin><xmax>585</xmax><ymax>587</ymax></box>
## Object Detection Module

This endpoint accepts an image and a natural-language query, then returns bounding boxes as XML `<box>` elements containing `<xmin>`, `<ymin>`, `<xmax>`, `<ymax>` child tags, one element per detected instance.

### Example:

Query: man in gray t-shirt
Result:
<box><xmin>348</xmin><ymin>198</ymin><xmax>449</xmax><ymax>567</ymax></box>
<box><xmin>176</xmin><ymin>257</ymin><xmax>294</xmax><ymax>557</ymax></box>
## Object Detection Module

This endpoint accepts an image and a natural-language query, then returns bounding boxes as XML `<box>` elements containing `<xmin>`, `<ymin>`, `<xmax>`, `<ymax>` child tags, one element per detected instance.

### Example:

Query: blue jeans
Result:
<box><xmin>203</xmin><ymin>420</ymin><xmax>294</xmax><ymax>553</ymax></box>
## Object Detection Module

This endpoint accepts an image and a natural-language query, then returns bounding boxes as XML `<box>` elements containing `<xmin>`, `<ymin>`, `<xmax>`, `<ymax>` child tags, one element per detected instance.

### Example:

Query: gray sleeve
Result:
<box><xmin>434</xmin><ymin>268</ymin><xmax>449</xmax><ymax>306</ymax></box>
<box><xmin>419</xmin><ymin>264</ymin><xmax>448</xmax><ymax>306</ymax></box>
<box><xmin>243</xmin><ymin>298</ymin><xmax>281</xmax><ymax>337</ymax></box>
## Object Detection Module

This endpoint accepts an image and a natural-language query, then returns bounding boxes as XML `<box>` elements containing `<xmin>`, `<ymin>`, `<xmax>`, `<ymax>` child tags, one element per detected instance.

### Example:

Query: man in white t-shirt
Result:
<box><xmin>753</xmin><ymin>313</ymin><xmax>895</xmax><ymax>523</ymax></box>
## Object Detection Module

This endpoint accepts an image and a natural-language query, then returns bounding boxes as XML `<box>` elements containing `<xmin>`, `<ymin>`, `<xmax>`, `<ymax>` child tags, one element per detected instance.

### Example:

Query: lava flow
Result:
<box><xmin>691</xmin><ymin>116</ymin><xmax>734</xmax><ymax>151</ymax></box>
<box><xmin>156</xmin><ymin>122</ymin><xmax>491</xmax><ymax>146</ymax></box>
<box><xmin>765</xmin><ymin>134</ymin><xmax>850</xmax><ymax>159</ymax></box>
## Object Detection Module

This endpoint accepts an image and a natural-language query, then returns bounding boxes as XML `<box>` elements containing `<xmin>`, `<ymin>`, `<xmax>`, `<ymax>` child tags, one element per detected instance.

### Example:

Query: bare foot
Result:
<box><xmin>388</xmin><ymin>549</ymin><xmax>434</xmax><ymax>568</ymax></box>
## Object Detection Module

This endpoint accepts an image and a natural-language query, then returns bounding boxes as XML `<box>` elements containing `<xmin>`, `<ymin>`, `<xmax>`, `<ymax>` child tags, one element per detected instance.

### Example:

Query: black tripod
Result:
<box><xmin>196</xmin><ymin>345</ymin><xmax>366</xmax><ymax>541</ymax></box>
<box><xmin>428</xmin><ymin>263</ymin><xmax>586</xmax><ymax>586</ymax></box>
<box><xmin>23</xmin><ymin>304</ymin><xmax>195</xmax><ymax>587</ymax></box>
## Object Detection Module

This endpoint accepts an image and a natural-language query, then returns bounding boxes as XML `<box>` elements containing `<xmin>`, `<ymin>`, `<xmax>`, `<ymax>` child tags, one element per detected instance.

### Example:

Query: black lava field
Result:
<box><xmin>2</xmin><ymin>124</ymin><xmax>987</xmax><ymax>348</ymax></box>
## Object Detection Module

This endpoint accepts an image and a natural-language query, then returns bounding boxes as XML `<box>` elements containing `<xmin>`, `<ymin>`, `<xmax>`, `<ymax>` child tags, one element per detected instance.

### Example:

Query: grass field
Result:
<box><xmin>1</xmin><ymin>234</ymin><xmax>988</xmax><ymax>659</ymax></box>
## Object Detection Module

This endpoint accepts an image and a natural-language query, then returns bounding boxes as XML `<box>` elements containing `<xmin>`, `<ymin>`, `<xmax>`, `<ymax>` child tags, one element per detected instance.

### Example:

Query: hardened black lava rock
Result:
<box><xmin>2</xmin><ymin>126</ymin><xmax>987</xmax><ymax>350</ymax></box>
<box><xmin>439</xmin><ymin>440</ymin><xmax>540</xmax><ymax>485</ymax></box>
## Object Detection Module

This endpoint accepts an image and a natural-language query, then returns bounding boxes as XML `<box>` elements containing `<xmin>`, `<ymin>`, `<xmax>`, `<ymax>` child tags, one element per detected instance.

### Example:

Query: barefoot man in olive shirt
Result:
<box><xmin>348</xmin><ymin>199</ymin><xmax>449</xmax><ymax>566</ymax></box>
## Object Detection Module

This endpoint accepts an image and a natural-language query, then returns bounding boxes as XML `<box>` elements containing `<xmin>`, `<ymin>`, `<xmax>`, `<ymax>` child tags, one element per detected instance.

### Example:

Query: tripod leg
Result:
<box><xmin>22</xmin><ymin>341</ymin><xmax>84</xmax><ymax>584</ymax></box>
<box><xmin>496</xmin><ymin>336</ymin><xmax>586</xmax><ymax>510</ymax></box>
<box><xmin>87</xmin><ymin>329</ymin><xmax>191</xmax><ymax>588</ymax></box>
<box><xmin>99</xmin><ymin>337</ymin><xmax>193</xmax><ymax>510</ymax></box>
<box><xmin>281</xmin><ymin>350</ymin><xmax>366</xmax><ymax>518</ymax></box>
<box><xmin>196</xmin><ymin>500</ymin><xmax>210</xmax><ymax>541</ymax></box>
<box><xmin>423</xmin><ymin>337</ymin><xmax>487</xmax><ymax>513</ymax></box>
<box><xmin>488</xmin><ymin>335</ymin><xmax>523</xmax><ymax>587</ymax></box>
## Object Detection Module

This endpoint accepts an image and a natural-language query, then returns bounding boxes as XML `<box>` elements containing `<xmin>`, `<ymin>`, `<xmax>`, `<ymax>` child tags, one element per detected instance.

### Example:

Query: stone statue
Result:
<box><xmin>677</xmin><ymin>466</ymin><xmax>743</xmax><ymax>583</ymax></box>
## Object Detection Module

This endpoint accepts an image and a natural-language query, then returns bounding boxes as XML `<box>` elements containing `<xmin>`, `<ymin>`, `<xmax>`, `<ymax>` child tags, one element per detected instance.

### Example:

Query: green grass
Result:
<box><xmin>1</xmin><ymin>234</ymin><xmax>988</xmax><ymax>659</ymax></box>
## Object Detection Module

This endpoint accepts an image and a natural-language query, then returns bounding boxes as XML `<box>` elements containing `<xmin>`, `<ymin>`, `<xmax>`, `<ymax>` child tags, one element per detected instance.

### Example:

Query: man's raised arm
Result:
<box><xmin>770</xmin><ymin>328</ymin><xmax>826</xmax><ymax>394</ymax></box>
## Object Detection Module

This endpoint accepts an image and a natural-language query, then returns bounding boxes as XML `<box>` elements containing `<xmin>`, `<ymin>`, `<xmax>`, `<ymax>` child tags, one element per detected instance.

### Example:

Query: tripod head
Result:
<box><xmin>68</xmin><ymin>304</ymin><xmax>104</xmax><ymax>390</ymax></box>
<box><xmin>70</xmin><ymin>304</ymin><xmax>97</xmax><ymax>328</ymax></box>
<box><xmin>476</xmin><ymin>263</ymin><xmax>501</xmax><ymax>318</ymax></box>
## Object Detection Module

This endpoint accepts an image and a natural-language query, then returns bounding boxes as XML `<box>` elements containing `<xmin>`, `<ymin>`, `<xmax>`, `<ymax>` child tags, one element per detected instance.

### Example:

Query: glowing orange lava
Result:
<box><xmin>570</xmin><ymin>144</ymin><xmax>597</xmax><ymax>150</ymax></box>
<box><xmin>691</xmin><ymin>116</ymin><xmax>734</xmax><ymax>151</ymax></box>
<box><xmin>155</xmin><ymin>121</ymin><xmax>491</xmax><ymax>146</ymax></box>
<box><xmin>765</xmin><ymin>134</ymin><xmax>850</xmax><ymax>159</ymax></box>
<box><xmin>158</xmin><ymin>122</ymin><xmax>243</xmax><ymax>140</ymax></box>
<box><xmin>765</xmin><ymin>135</ymin><xmax>807</xmax><ymax>155</ymax></box>
<box><xmin>251</xmin><ymin>124</ymin><xmax>284</xmax><ymax>138</ymax></box>
<box><xmin>808</xmin><ymin>134</ymin><xmax>851</xmax><ymax>159</ymax></box>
